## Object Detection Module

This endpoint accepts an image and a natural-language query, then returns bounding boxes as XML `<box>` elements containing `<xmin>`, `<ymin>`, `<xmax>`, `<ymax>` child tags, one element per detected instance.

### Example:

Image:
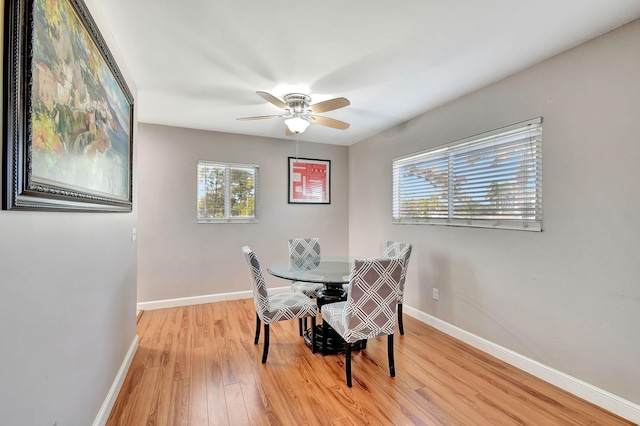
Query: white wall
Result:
<box><xmin>0</xmin><ymin>1</ymin><xmax>138</xmax><ymax>424</ymax></box>
<box><xmin>136</xmin><ymin>123</ymin><xmax>349</xmax><ymax>303</ymax></box>
<box><xmin>349</xmin><ymin>20</ymin><xmax>640</xmax><ymax>405</ymax></box>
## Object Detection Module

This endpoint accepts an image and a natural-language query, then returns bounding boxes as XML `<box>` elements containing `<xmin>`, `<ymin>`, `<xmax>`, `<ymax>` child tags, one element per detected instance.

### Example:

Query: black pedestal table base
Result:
<box><xmin>305</xmin><ymin>284</ymin><xmax>365</xmax><ymax>354</ymax></box>
<box><xmin>304</xmin><ymin>324</ymin><xmax>366</xmax><ymax>354</ymax></box>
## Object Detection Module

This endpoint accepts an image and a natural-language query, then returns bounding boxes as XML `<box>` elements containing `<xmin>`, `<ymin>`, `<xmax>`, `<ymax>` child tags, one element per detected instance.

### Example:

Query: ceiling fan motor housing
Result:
<box><xmin>283</xmin><ymin>93</ymin><xmax>311</xmax><ymax>114</ymax></box>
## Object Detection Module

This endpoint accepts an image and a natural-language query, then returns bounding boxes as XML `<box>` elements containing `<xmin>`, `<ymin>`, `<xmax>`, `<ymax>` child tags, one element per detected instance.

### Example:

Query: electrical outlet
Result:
<box><xmin>433</xmin><ymin>288</ymin><xmax>439</xmax><ymax>300</ymax></box>
<box><xmin>131</xmin><ymin>227</ymin><xmax>137</xmax><ymax>242</ymax></box>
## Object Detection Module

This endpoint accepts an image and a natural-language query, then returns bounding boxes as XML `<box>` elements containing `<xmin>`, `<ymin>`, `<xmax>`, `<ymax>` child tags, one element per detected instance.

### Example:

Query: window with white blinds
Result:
<box><xmin>197</xmin><ymin>161</ymin><xmax>259</xmax><ymax>223</ymax></box>
<box><xmin>392</xmin><ymin>118</ymin><xmax>542</xmax><ymax>231</ymax></box>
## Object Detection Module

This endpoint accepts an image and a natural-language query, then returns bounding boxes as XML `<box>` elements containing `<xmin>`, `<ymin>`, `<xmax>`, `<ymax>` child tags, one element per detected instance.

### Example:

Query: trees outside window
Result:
<box><xmin>393</xmin><ymin>118</ymin><xmax>542</xmax><ymax>231</ymax></box>
<box><xmin>197</xmin><ymin>161</ymin><xmax>259</xmax><ymax>223</ymax></box>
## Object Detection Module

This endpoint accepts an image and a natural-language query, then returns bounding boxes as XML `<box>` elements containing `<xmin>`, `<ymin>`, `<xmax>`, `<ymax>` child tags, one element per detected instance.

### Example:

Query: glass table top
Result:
<box><xmin>267</xmin><ymin>256</ymin><xmax>355</xmax><ymax>284</ymax></box>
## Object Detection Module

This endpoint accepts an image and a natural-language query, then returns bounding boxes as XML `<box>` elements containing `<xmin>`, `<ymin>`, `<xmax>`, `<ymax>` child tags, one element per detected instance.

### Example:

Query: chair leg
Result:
<box><xmin>298</xmin><ymin>318</ymin><xmax>303</xmax><ymax>336</ymax></box>
<box><xmin>311</xmin><ymin>316</ymin><xmax>317</xmax><ymax>353</ymax></box>
<box><xmin>345</xmin><ymin>342</ymin><xmax>352</xmax><ymax>387</ymax></box>
<box><xmin>398</xmin><ymin>303</ymin><xmax>404</xmax><ymax>335</ymax></box>
<box><xmin>322</xmin><ymin>320</ymin><xmax>328</xmax><ymax>356</ymax></box>
<box><xmin>261</xmin><ymin>324</ymin><xmax>270</xmax><ymax>364</ymax></box>
<box><xmin>254</xmin><ymin>313</ymin><xmax>261</xmax><ymax>344</ymax></box>
<box><xmin>388</xmin><ymin>334</ymin><xmax>395</xmax><ymax>377</ymax></box>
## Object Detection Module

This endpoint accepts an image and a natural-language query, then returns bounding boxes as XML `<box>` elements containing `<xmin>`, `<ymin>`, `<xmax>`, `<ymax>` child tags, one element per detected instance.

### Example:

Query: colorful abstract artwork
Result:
<box><xmin>3</xmin><ymin>0</ymin><xmax>134</xmax><ymax>211</ymax></box>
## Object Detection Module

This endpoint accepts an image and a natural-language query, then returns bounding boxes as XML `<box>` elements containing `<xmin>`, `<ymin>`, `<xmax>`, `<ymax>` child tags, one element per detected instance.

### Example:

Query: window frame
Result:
<box><xmin>197</xmin><ymin>160</ymin><xmax>260</xmax><ymax>224</ymax></box>
<box><xmin>392</xmin><ymin>118</ymin><xmax>542</xmax><ymax>231</ymax></box>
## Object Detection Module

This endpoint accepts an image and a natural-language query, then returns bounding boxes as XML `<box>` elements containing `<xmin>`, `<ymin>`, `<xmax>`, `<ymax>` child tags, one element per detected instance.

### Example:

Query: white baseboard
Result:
<box><xmin>93</xmin><ymin>335</ymin><xmax>139</xmax><ymax>426</ymax></box>
<box><xmin>136</xmin><ymin>286</ymin><xmax>290</xmax><ymax>311</ymax></box>
<box><xmin>403</xmin><ymin>305</ymin><xmax>640</xmax><ymax>425</ymax></box>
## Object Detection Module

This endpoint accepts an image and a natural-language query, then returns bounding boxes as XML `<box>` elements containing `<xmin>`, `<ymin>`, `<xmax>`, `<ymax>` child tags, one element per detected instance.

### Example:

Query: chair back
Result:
<box><xmin>242</xmin><ymin>246</ymin><xmax>269</xmax><ymax>319</ymax></box>
<box><xmin>288</xmin><ymin>238</ymin><xmax>320</xmax><ymax>260</ymax></box>
<box><xmin>343</xmin><ymin>258</ymin><xmax>404</xmax><ymax>342</ymax></box>
<box><xmin>382</xmin><ymin>241</ymin><xmax>412</xmax><ymax>301</ymax></box>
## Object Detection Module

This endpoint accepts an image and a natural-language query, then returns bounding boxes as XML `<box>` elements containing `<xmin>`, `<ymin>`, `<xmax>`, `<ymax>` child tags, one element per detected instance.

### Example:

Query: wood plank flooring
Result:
<box><xmin>107</xmin><ymin>299</ymin><xmax>634</xmax><ymax>425</ymax></box>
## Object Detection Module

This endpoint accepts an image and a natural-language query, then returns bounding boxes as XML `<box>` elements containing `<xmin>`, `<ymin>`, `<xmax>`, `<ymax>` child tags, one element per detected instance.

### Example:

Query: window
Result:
<box><xmin>197</xmin><ymin>161</ymin><xmax>259</xmax><ymax>223</ymax></box>
<box><xmin>393</xmin><ymin>118</ymin><xmax>542</xmax><ymax>231</ymax></box>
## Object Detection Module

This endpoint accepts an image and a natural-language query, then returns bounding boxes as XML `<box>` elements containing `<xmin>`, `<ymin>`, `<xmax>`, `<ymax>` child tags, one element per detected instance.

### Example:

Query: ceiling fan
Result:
<box><xmin>237</xmin><ymin>91</ymin><xmax>350</xmax><ymax>135</ymax></box>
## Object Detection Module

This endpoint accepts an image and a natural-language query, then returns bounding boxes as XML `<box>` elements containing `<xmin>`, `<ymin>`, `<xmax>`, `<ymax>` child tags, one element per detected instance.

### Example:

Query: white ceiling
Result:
<box><xmin>97</xmin><ymin>0</ymin><xmax>640</xmax><ymax>146</ymax></box>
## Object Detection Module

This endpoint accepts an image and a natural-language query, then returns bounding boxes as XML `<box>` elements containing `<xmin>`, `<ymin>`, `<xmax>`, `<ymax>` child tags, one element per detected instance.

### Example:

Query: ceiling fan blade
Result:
<box><xmin>236</xmin><ymin>115</ymin><xmax>283</xmax><ymax>121</ymax></box>
<box><xmin>309</xmin><ymin>115</ymin><xmax>350</xmax><ymax>130</ymax></box>
<box><xmin>256</xmin><ymin>91</ymin><xmax>287</xmax><ymax>110</ymax></box>
<box><xmin>309</xmin><ymin>97</ymin><xmax>350</xmax><ymax>113</ymax></box>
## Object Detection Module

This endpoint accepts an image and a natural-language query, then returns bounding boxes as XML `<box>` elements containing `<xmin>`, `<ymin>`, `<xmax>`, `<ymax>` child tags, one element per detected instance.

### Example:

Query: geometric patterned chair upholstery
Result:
<box><xmin>288</xmin><ymin>238</ymin><xmax>323</xmax><ymax>335</ymax></box>
<box><xmin>321</xmin><ymin>257</ymin><xmax>404</xmax><ymax>387</ymax></box>
<box><xmin>382</xmin><ymin>241</ymin><xmax>413</xmax><ymax>335</ymax></box>
<box><xmin>288</xmin><ymin>238</ymin><xmax>324</xmax><ymax>298</ymax></box>
<box><xmin>242</xmin><ymin>246</ymin><xmax>318</xmax><ymax>363</ymax></box>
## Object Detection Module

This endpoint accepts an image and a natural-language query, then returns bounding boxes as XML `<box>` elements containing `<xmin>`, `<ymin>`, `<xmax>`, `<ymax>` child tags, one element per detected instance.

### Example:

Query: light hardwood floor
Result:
<box><xmin>107</xmin><ymin>299</ymin><xmax>633</xmax><ymax>425</ymax></box>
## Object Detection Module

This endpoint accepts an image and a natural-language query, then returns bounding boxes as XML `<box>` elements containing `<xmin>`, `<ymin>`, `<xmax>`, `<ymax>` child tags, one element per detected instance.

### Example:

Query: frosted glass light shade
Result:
<box><xmin>285</xmin><ymin>117</ymin><xmax>311</xmax><ymax>133</ymax></box>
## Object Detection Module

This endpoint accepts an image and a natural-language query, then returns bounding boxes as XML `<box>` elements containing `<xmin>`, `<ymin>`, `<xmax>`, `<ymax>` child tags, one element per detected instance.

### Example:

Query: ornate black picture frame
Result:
<box><xmin>3</xmin><ymin>0</ymin><xmax>134</xmax><ymax>211</ymax></box>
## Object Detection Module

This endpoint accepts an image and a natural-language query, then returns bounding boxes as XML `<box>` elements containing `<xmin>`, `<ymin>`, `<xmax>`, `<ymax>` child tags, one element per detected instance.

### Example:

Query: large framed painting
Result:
<box><xmin>3</xmin><ymin>0</ymin><xmax>134</xmax><ymax>211</ymax></box>
<box><xmin>288</xmin><ymin>157</ymin><xmax>331</xmax><ymax>204</ymax></box>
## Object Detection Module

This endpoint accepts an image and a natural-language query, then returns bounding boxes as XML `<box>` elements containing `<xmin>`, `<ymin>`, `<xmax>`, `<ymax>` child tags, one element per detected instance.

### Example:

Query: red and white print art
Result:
<box><xmin>288</xmin><ymin>158</ymin><xmax>331</xmax><ymax>204</ymax></box>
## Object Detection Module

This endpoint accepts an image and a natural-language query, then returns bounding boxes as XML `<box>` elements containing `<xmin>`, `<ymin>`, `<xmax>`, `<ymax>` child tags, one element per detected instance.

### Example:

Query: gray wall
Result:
<box><xmin>349</xmin><ymin>20</ymin><xmax>640</xmax><ymax>404</ymax></box>
<box><xmin>0</xmin><ymin>0</ymin><xmax>138</xmax><ymax>425</ymax></box>
<box><xmin>136</xmin><ymin>123</ymin><xmax>349</xmax><ymax>302</ymax></box>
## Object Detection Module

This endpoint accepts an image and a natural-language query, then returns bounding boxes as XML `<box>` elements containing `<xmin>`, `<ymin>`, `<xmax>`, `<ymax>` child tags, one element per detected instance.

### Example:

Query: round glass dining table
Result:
<box><xmin>267</xmin><ymin>256</ymin><xmax>354</xmax><ymax>283</ymax></box>
<box><xmin>267</xmin><ymin>256</ymin><xmax>354</xmax><ymax>304</ymax></box>
<box><xmin>267</xmin><ymin>256</ymin><xmax>365</xmax><ymax>354</ymax></box>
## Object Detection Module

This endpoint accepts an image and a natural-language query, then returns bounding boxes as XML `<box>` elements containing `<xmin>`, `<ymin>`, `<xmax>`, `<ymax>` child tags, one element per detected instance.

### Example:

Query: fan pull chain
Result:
<box><xmin>296</xmin><ymin>132</ymin><xmax>299</xmax><ymax>159</ymax></box>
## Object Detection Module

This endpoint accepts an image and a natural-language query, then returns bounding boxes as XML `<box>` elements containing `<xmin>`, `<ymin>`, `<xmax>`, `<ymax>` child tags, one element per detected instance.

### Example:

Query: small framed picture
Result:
<box><xmin>288</xmin><ymin>157</ymin><xmax>330</xmax><ymax>204</ymax></box>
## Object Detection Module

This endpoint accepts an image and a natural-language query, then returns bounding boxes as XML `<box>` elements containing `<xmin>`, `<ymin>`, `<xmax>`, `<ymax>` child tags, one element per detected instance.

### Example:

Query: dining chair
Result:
<box><xmin>321</xmin><ymin>257</ymin><xmax>404</xmax><ymax>387</ymax></box>
<box><xmin>382</xmin><ymin>241</ymin><xmax>413</xmax><ymax>335</ymax></box>
<box><xmin>288</xmin><ymin>237</ymin><xmax>323</xmax><ymax>335</ymax></box>
<box><xmin>242</xmin><ymin>246</ymin><xmax>318</xmax><ymax>363</ymax></box>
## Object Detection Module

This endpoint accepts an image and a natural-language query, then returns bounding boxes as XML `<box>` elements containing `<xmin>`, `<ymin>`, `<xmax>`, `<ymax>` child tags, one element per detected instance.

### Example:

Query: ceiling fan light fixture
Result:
<box><xmin>238</xmin><ymin>91</ymin><xmax>350</xmax><ymax>135</ymax></box>
<box><xmin>285</xmin><ymin>116</ymin><xmax>311</xmax><ymax>133</ymax></box>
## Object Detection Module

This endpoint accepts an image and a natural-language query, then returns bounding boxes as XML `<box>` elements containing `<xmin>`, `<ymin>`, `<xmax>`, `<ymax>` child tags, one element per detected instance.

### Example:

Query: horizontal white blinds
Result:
<box><xmin>197</xmin><ymin>161</ymin><xmax>260</xmax><ymax>223</ymax></box>
<box><xmin>393</xmin><ymin>118</ymin><xmax>542</xmax><ymax>231</ymax></box>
